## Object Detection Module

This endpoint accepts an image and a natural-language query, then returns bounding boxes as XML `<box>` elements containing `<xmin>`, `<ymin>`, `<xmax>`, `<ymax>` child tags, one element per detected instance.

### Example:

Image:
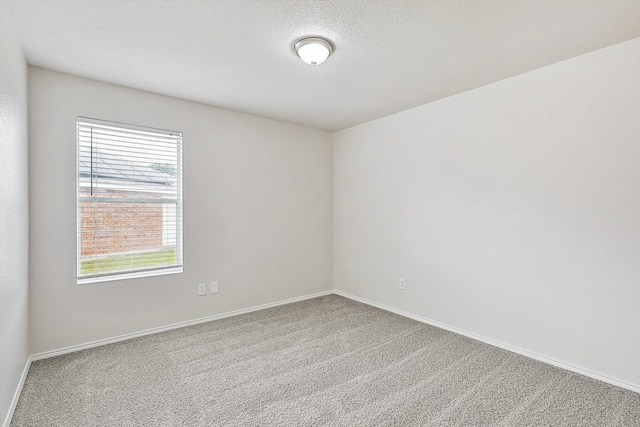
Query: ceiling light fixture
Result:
<box><xmin>293</xmin><ymin>36</ymin><xmax>334</xmax><ymax>66</ymax></box>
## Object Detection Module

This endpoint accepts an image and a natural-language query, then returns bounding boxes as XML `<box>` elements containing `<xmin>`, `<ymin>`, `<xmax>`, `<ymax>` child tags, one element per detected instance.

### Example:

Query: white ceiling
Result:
<box><xmin>6</xmin><ymin>0</ymin><xmax>640</xmax><ymax>131</ymax></box>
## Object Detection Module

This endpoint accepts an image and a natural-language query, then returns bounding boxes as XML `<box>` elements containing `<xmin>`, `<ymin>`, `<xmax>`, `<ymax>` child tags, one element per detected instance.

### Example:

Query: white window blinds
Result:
<box><xmin>77</xmin><ymin>117</ymin><xmax>183</xmax><ymax>284</ymax></box>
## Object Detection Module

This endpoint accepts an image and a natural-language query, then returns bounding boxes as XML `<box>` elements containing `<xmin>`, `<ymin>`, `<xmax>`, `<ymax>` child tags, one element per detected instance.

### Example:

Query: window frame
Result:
<box><xmin>76</xmin><ymin>117</ymin><xmax>184</xmax><ymax>285</ymax></box>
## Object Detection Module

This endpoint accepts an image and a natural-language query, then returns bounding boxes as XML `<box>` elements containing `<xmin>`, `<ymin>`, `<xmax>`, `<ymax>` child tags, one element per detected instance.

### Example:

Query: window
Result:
<box><xmin>77</xmin><ymin>117</ymin><xmax>183</xmax><ymax>284</ymax></box>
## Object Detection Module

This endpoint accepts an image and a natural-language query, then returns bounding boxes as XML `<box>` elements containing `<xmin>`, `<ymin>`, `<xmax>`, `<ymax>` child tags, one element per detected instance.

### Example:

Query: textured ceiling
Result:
<box><xmin>6</xmin><ymin>0</ymin><xmax>640</xmax><ymax>131</ymax></box>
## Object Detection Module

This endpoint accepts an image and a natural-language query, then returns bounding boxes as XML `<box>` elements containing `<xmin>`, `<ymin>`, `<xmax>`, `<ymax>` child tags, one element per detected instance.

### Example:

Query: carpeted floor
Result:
<box><xmin>11</xmin><ymin>295</ymin><xmax>640</xmax><ymax>426</ymax></box>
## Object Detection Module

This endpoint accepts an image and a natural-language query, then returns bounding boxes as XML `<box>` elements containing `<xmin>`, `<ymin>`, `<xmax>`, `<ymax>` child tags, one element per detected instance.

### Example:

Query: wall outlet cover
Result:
<box><xmin>198</xmin><ymin>283</ymin><xmax>207</xmax><ymax>296</ymax></box>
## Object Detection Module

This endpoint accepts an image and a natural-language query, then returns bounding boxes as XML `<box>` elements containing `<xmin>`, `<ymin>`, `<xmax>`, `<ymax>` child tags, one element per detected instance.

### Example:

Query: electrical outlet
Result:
<box><xmin>198</xmin><ymin>283</ymin><xmax>207</xmax><ymax>296</ymax></box>
<box><xmin>399</xmin><ymin>278</ymin><xmax>406</xmax><ymax>290</ymax></box>
<box><xmin>210</xmin><ymin>281</ymin><xmax>219</xmax><ymax>294</ymax></box>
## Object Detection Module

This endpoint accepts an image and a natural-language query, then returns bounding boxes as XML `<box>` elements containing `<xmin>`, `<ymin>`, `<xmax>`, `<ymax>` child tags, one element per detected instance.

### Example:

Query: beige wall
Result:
<box><xmin>28</xmin><ymin>67</ymin><xmax>333</xmax><ymax>354</ymax></box>
<box><xmin>0</xmin><ymin>2</ymin><xmax>30</xmax><ymax>424</ymax></box>
<box><xmin>334</xmin><ymin>38</ymin><xmax>640</xmax><ymax>388</ymax></box>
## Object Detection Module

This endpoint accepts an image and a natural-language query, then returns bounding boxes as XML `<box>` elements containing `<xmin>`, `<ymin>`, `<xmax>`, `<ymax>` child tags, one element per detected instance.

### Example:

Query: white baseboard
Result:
<box><xmin>2</xmin><ymin>356</ymin><xmax>32</xmax><ymax>427</ymax></box>
<box><xmin>334</xmin><ymin>290</ymin><xmax>640</xmax><ymax>394</ymax></box>
<box><xmin>31</xmin><ymin>290</ymin><xmax>333</xmax><ymax>361</ymax></box>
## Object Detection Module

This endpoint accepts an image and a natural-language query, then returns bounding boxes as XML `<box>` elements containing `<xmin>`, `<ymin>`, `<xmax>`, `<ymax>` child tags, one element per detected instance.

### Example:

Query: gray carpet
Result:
<box><xmin>11</xmin><ymin>295</ymin><xmax>640</xmax><ymax>426</ymax></box>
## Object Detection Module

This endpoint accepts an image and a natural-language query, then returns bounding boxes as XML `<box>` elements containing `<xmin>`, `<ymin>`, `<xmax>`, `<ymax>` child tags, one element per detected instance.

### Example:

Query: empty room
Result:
<box><xmin>1</xmin><ymin>0</ymin><xmax>639</xmax><ymax>426</ymax></box>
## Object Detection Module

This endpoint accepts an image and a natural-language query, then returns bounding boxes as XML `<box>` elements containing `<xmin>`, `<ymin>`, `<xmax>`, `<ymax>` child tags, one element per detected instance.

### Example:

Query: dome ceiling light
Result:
<box><xmin>293</xmin><ymin>36</ymin><xmax>334</xmax><ymax>66</ymax></box>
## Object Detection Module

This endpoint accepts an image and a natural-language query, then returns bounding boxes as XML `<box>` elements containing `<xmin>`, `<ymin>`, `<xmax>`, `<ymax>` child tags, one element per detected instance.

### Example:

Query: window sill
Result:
<box><xmin>77</xmin><ymin>266</ymin><xmax>183</xmax><ymax>285</ymax></box>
